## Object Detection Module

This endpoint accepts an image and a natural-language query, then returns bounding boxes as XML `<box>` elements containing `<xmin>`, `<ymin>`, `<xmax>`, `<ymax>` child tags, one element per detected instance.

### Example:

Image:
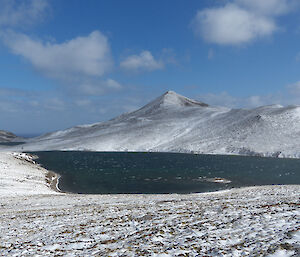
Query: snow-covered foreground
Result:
<box><xmin>0</xmin><ymin>186</ymin><xmax>299</xmax><ymax>256</ymax></box>
<box><xmin>0</xmin><ymin>152</ymin><xmax>299</xmax><ymax>256</ymax></box>
<box><xmin>0</xmin><ymin>152</ymin><xmax>58</xmax><ymax>196</ymax></box>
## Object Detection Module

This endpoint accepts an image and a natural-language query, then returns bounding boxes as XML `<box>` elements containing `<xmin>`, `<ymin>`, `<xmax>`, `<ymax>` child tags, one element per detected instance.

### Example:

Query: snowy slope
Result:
<box><xmin>0</xmin><ymin>130</ymin><xmax>23</xmax><ymax>143</ymax></box>
<box><xmin>5</xmin><ymin>91</ymin><xmax>300</xmax><ymax>157</ymax></box>
<box><xmin>0</xmin><ymin>152</ymin><xmax>298</xmax><ymax>256</ymax></box>
<box><xmin>0</xmin><ymin>152</ymin><xmax>58</xmax><ymax>196</ymax></box>
<box><xmin>1</xmin><ymin>185</ymin><xmax>299</xmax><ymax>256</ymax></box>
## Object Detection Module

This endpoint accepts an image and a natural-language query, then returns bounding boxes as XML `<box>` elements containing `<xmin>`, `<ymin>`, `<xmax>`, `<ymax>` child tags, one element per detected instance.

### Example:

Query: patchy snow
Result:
<box><xmin>0</xmin><ymin>184</ymin><xmax>299</xmax><ymax>256</ymax></box>
<box><xmin>0</xmin><ymin>152</ymin><xmax>58</xmax><ymax>196</ymax></box>
<box><xmin>3</xmin><ymin>91</ymin><xmax>300</xmax><ymax>158</ymax></box>
<box><xmin>0</xmin><ymin>151</ymin><xmax>299</xmax><ymax>255</ymax></box>
<box><xmin>268</xmin><ymin>249</ymin><xmax>295</xmax><ymax>257</ymax></box>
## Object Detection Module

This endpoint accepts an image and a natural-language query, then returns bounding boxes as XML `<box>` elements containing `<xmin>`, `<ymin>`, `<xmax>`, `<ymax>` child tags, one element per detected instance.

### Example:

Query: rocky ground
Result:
<box><xmin>0</xmin><ymin>185</ymin><xmax>299</xmax><ymax>256</ymax></box>
<box><xmin>0</xmin><ymin>152</ymin><xmax>299</xmax><ymax>256</ymax></box>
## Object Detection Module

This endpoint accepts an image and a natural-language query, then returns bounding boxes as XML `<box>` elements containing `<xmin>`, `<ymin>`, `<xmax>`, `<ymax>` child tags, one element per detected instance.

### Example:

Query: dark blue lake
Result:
<box><xmin>31</xmin><ymin>151</ymin><xmax>300</xmax><ymax>194</ymax></box>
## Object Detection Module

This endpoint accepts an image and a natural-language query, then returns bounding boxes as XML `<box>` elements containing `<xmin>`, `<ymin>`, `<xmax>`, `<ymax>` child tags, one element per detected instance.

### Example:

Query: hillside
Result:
<box><xmin>0</xmin><ymin>130</ymin><xmax>22</xmax><ymax>143</ymax></box>
<box><xmin>5</xmin><ymin>91</ymin><xmax>300</xmax><ymax>158</ymax></box>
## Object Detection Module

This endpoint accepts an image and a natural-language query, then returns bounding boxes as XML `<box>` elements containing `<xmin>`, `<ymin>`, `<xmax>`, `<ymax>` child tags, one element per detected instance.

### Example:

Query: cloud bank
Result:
<box><xmin>0</xmin><ymin>1</ymin><xmax>121</xmax><ymax>96</ymax></box>
<box><xmin>197</xmin><ymin>80</ymin><xmax>300</xmax><ymax>109</ymax></box>
<box><xmin>1</xmin><ymin>30</ymin><xmax>113</xmax><ymax>80</ymax></box>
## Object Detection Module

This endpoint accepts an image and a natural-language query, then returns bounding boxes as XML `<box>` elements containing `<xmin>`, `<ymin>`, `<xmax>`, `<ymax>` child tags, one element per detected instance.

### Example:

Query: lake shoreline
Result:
<box><xmin>45</xmin><ymin>170</ymin><xmax>62</xmax><ymax>193</ymax></box>
<box><xmin>0</xmin><ymin>151</ymin><xmax>299</xmax><ymax>255</ymax></box>
<box><xmin>30</xmin><ymin>150</ymin><xmax>300</xmax><ymax>194</ymax></box>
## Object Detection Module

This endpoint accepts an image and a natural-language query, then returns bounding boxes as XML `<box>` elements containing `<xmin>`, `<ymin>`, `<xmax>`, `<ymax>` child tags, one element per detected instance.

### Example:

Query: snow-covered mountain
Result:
<box><xmin>5</xmin><ymin>91</ymin><xmax>300</xmax><ymax>157</ymax></box>
<box><xmin>0</xmin><ymin>130</ymin><xmax>22</xmax><ymax>143</ymax></box>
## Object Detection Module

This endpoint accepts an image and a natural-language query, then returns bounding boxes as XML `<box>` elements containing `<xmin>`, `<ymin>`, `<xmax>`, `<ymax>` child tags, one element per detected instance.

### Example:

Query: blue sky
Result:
<box><xmin>1</xmin><ymin>0</ymin><xmax>300</xmax><ymax>135</ymax></box>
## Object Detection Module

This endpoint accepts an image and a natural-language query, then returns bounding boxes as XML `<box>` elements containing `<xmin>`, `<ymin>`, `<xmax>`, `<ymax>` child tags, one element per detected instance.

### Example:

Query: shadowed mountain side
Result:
<box><xmin>0</xmin><ymin>130</ymin><xmax>24</xmax><ymax>143</ymax></box>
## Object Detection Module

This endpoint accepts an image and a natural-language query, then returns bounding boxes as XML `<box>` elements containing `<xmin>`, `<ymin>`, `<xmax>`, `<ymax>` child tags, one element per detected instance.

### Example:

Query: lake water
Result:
<box><xmin>31</xmin><ymin>151</ymin><xmax>300</xmax><ymax>194</ymax></box>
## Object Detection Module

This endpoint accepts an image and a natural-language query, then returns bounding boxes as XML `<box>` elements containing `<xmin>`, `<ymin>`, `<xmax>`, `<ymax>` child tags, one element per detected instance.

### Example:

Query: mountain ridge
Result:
<box><xmin>2</xmin><ymin>91</ymin><xmax>300</xmax><ymax>158</ymax></box>
<box><xmin>155</xmin><ymin>90</ymin><xmax>209</xmax><ymax>108</ymax></box>
<box><xmin>0</xmin><ymin>130</ymin><xmax>22</xmax><ymax>143</ymax></box>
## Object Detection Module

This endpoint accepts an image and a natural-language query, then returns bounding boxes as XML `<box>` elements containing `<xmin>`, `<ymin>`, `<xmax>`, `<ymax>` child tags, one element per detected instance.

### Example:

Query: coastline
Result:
<box><xmin>29</xmin><ymin>150</ymin><xmax>300</xmax><ymax>195</ymax></box>
<box><xmin>0</xmin><ymin>152</ymin><xmax>59</xmax><ymax>196</ymax></box>
<box><xmin>0</xmin><ymin>151</ymin><xmax>238</xmax><ymax>196</ymax></box>
<box><xmin>4</xmin><ymin>150</ymin><xmax>300</xmax><ymax>196</ymax></box>
<box><xmin>45</xmin><ymin>170</ymin><xmax>62</xmax><ymax>193</ymax></box>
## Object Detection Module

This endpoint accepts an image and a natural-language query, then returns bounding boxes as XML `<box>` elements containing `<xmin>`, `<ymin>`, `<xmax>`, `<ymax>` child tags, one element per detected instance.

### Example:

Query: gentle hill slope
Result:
<box><xmin>5</xmin><ymin>91</ymin><xmax>300</xmax><ymax>158</ymax></box>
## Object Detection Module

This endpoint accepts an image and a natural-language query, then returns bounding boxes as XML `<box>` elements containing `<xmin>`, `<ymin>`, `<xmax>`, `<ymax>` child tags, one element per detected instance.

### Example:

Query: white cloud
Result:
<box><xmin>74</xmin><ymin>99</ymin><xmax>92</xmax><ymax>107</ymax></box>
<box><xmin>198</xmin><ymin>92</ymin><xmax>238</xmax><ymax>107</ymax></box>
<box><xmin>44</xmin><ymin>97</ymin><xmax>65</xmax><ymax>111</ymax></box>
<box><xmin>0</xmin><ymin>100</ymin><xmax>19</xmax><ymax>113</ymax></box>
<box><xmin>0</xmin><ymin>0</ymin><xmax>49</xmax><ymax>27</ymax></box>
<box><xmin>79</xmin><ymin>79</ymin><xmax>122</xmax><ymax>95</ymax></box>
<box><xmin>192</xmin><ymin>4</ymin><xmax>276</xmax><ymax>45</ymax></box>
<box><xmin>197</xmin><ymin>91</ymin><xmax>280</xmax><ymax>108</ymax></box>
<box><xmin>120</xmin><ymin>51</ymin><xmax>164</xmax><ymax>72</ymax></box>
<box><xmin>287</xmin><ymin>81</ymin><xmax>300</xmax><ymax>95</ymax></box>
<box><xmin>106</xmin><ymin>78</ymin><xmax>122</xmax><ymax>89</ymax></box>
<box><xmin>236</xmin><ymin>0</ymin><xmax>295</xmax><ymax>16</ymax></box>
<box><xmin>247</xmin><ymin>95</ymin><xmax>264</xmax><ymax>107</ymax></box>
<box><xmin>191</xmin><ymin>0</ymin><xmax>296</xmax><ymax>45</ymax></box>
<box><xmin>1</xmin><ymin>30</ymin><xmax>113</xmax><ymax>80</ymax></box>
<box><xmin>197</xmin><ymin>80</ymin><xmax>300</xmax><ymax>108</ymax></box>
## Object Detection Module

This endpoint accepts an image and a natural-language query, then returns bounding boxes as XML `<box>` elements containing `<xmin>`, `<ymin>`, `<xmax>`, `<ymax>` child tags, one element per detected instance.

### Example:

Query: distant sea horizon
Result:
<box><xmin>16</xmin><ymin>133</ymin><xmax>43</xmax><ymax>138</ymax></box>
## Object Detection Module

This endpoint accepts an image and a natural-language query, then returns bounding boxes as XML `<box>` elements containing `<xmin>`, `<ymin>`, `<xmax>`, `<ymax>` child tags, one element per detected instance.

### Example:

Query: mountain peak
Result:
<box><xmin>164</xmin><ymin>90</ymin><xmax>177</xmax><ymax>95</ymax></box>
<box><xmin>126</xmin><ymin>90</ymin><xmax>209</xmax><ymax>117</ymax></box>
<box><xmin>160</xmin><ymin>90</ymin><xmax>208</xmax><ymax>107</ymax></box>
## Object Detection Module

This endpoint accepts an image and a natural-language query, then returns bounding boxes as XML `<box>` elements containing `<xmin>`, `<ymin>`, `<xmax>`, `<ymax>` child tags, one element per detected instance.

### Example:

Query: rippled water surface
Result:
<box><xmin>31</xmin><ymin>151</ymin><xmax>300</xmax><ymax>194</ymax></box>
